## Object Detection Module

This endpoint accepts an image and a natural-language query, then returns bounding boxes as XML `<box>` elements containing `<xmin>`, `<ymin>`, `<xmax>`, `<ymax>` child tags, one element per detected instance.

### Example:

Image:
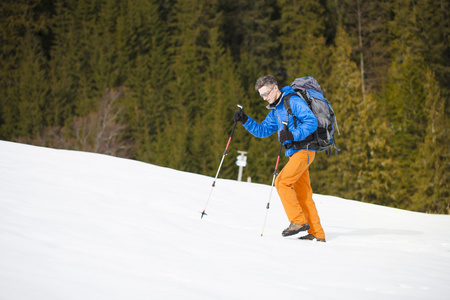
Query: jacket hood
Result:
<box><xmin>281</xmin><ymin>86</ymin><xmax>296</xmax><ymax>94</ymax></box>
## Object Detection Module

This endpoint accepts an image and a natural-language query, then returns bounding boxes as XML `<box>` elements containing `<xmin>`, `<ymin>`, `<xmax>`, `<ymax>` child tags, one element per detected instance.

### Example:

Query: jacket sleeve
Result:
<box><xmin>289</xmin><ymin>95</ymin><xmax>318</xmax><ymax>141</ymax></box>
<box><xmin>242</xmin><ymin>113</ymin><xmax>278</xmax><ymax>138</ymax></box>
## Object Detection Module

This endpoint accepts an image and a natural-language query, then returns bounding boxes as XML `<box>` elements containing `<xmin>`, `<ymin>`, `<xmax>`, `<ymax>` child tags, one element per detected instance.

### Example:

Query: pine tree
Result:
<box><xmin>411</xmin><ymin>69</ymin><xmax>449</xmax><ymax>213</ymax></box>
<box><xmin>278</xmin><ymin>0</ymin><xmax>331</xmax><ymax>84</ymax></box>
<box><xmin>0</xmin><ymin>0</ymin><xmax>52</xmax><ymax>139</ymax></box>
<box><xmin>367</xmin><ymin>0</ymin><xmax>430</xmax><ymax>208</ymax></box>
<box><xmin>116</xmin><ymin>0</ymin><xmax>171</xmax><ymax>163</ymax></box>
<box><xmin>414</xmin><ymin>0</ymin><xmax>450</xmax><ymax>99</ymax></box>
<box><xmin>310</xmin><ymin>26</ymin><xmax>365</xmax><ymax>200</ymax></box>
<box><xmin>64</xmin><ymin>0</ymin><xmax>107</xmax><ymax>116</ymax></box>
<box><xmin>89</xmin><ymin>0</ymin><xmax>121</xmax><ymax>91</ymax></box>
<box><xmin>47</xmin><ymin>1</ymin><xmax>81</xmax><ymax>129</ymax></box>
<box><xmin>367</xmin><ymin>50</ymin><xmax>428</xmax><ymax>208</ymax></box>
<box><xmin>159</xmin><ymin>0</ymin><xmax>220</xmax><ymax>172</ymax></box>
<box><xmin>14</xmin><ymin>31</ymin><xmax>49</xmax><ymax>138</ymax></box>
<box><xmin>220</xmin><ymin>0</ymin><xmax>281</xmax><ymax>73</ymax></box>
<box><xmin>201</xmin><ymin>27</ymin><xmax>247</xmax><ymax>178</ymax></box>
<box><xmin>332</xmin><ymin>0</ymin><xmax>393</xmax><ymax>93</ymax></box>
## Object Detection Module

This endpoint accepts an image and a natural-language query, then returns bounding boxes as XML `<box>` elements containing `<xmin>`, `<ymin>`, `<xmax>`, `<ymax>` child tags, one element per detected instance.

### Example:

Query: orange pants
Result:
<box><xmin>275</xmin><ymin>150</ymin><xmax>325</xmax><ymax>239</ymax></box>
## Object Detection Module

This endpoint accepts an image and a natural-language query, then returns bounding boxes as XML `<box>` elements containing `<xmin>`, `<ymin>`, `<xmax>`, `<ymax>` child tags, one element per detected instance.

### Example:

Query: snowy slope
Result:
<box><xmin>0</xmin><ymin>140</ymin><xmax>449</xmax><ymax>300</ymax></box>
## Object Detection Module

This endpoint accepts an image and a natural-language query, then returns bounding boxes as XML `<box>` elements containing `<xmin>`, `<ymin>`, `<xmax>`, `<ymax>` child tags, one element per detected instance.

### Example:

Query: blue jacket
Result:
<box><xmin>243</xmin><ymin>86</ymin><xmax>318</xmax><ymax>157</ymax></box>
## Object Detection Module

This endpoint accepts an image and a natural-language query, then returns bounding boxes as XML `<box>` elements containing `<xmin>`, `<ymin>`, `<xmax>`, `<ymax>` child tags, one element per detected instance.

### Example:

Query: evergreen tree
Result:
<box><xmin>201</xmin><ymin>28</ymin><xmax>247</xmax><ymax>178</ymax></box>
<box><xmin>89</xmin><ymin>0</ymin><xmax>121</xmax><ymax>90</ymax></box>
<box><xmin>160</xmin><ymin>0</ymin><xmax>221</xmax><ymax>172</ymax></box>
<box><xmin>310</xmin><ymin>27</ymin><xmax>364</xmax><ymax>200</ymax></box>
<box><xmin>369</xmin><ymin>0</ymin><xmax>431</xmax><ymax>208</ymax></box>
<box><xmin>414</xmin><ymin>0</ymin><xmax>450</xmax><ymax>99</ymax></box>
<box><xmin>220</xmin><ymin>0</ymin><xmax>281</xmax><ymax>73</ymax></box>
<box><xmin>14</xmin><ymin>31</ymin><xmax>49</xmax><ymax>138</ymax></box>
<box><xmin>0</xmin><ymin>0</ymin><xmax>52</xmax><ymax>139</ymax></box>
<box><xmin>48</xmin><ymin>1</ymin><xmax>82</xmax><ymax>128</ymax></box>
<box><xmin>116</xmin><ymin>0</ymin><xmax>170</xmax><ymax>163</ymax></box>
<box><xmin>330</xmin><ymin>0</ymin><xmax>393</xmax><ymax>94</ymax></box>
<box><xmin>64</xmin><ymin>0</ymin><xmax>108</xmax><ymax>116</ymax></box>
<box><xmin>278</xmin><ymin>0</ymin><xmax>331</xmax><ymax>84</ymax></box>
<box><xmin>369</xmin><ymin>50</ymin><xmax>428</xmax><ymax>208</ymax></box>
<box><xmin>411</xmin><ymin>69</ymin><xmax>449</xmax><ymax>213</ymax></box>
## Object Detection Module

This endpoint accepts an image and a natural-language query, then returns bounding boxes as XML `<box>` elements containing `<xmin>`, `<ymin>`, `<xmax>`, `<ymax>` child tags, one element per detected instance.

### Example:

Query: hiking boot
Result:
<box><xmin>281</xmin><ymin>222</ymin><xmax>310</xmax><ymax>237</ymax></box>
<box><xmin>298</xmin><ymin>233</ymin><xmax>326</xmax><ymax>242</ymax></box>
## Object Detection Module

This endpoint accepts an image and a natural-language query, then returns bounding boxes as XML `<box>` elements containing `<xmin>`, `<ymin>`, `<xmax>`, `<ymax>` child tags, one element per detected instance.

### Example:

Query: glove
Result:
<box><xmin>234</xmin><ymin>109</ymin><xmax>248</xmax><ymax>124</ymax></box>
<box><xmin>279</xmin><ymin>128</ymin><xmax>294</xmax><ymax>143</ymax></box>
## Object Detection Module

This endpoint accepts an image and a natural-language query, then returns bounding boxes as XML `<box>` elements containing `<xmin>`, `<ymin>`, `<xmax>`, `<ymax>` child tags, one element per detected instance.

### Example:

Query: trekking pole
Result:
<box><xmin>201</xmin><ymin>104</ymin><xmax>243</xmax><ymax>219</ymax></box>
<box><xmin>260</xmin><ymin>121</ymin><xmax>287</xmax><ymax>236</ymax></box>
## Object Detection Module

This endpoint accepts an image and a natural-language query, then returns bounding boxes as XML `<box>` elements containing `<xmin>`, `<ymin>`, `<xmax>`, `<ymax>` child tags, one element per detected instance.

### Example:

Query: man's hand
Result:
<box><xmin>279</xmin><ymin>128</ymin><xmax>294</xmax><ymax>143</ymax></box>
<box><xmin>234</xmin><ymin>109</ymin><xmax>248</xmax><ymax>124</ymax></box>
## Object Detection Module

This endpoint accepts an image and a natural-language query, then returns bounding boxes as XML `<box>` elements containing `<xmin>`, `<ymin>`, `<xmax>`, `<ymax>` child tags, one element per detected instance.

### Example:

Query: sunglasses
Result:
<box><xmin>259</xmin><ymin>88</ymin><xmax>274</xmax><ymax>98</ymax></box>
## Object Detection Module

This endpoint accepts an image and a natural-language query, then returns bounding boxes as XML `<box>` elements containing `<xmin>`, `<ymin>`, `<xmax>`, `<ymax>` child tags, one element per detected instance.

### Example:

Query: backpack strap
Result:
<box><xmin>283</xmin><ymin>93</ymin><xmax>298</xmax><ymax>128</ymax></box>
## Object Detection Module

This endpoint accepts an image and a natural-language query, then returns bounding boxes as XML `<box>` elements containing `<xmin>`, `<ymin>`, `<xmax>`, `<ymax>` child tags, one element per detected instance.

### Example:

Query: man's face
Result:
<box><xmin>258</xmin><ymin>85</ymin><xmax>277</xmax><ymax>104</ymax></box>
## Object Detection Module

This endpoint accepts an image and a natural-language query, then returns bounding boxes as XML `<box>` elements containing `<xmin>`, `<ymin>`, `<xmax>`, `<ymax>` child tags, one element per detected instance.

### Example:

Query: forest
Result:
<box><xmin>0</xmin><ymin>0</ymin><xmax>448</xmax><ymax>213</ymax></box>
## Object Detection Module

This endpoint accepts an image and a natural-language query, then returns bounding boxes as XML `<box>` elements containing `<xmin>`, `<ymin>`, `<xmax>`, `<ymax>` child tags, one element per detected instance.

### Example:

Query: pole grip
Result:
<box><xmin>227</xmin><ymin>105</ymin><xmax>243</xmax><ymax>150</ymax></box>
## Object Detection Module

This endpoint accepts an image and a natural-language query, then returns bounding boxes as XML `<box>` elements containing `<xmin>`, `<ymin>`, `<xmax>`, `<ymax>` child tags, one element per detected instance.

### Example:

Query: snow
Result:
<box><xmin>1</xmin><ymin>140</ymin><xmax>449</xmax><ymax>300</ymax></box>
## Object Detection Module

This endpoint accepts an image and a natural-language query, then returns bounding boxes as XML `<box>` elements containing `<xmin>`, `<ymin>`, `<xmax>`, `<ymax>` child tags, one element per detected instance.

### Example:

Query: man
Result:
<box><xmin>234</xmin><ymin>75</ymin><xmax>326</xmax><ymax>242</ymax></box>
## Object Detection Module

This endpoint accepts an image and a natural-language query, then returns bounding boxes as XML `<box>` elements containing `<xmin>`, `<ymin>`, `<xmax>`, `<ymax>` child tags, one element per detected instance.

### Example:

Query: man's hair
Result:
<box><xmin>255</xmin><ymin>75</ymin><xmax>278</xmax><ymax>91</ymax></box>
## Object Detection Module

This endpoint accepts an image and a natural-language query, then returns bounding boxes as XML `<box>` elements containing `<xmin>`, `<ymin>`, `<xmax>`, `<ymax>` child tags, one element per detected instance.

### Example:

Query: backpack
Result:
<box><xmin>283</xmin><ymin>76</ymin><xmax>340</xmax><ymax>155</ymax></box>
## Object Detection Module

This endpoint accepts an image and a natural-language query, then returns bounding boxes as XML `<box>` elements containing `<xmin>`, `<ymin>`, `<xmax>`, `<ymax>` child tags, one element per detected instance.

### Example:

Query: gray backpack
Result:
<box><xmin>283</xmin><ymin>76</ymin><xmax>340</xmax><ymax>155</ymax></box>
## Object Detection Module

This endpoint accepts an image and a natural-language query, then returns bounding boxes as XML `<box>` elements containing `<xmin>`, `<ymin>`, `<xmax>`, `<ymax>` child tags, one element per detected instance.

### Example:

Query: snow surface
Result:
<box><xmin>1</xmin><ymin>140</ymin><xmax>449</xmax><ymax>300</ymax></box>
